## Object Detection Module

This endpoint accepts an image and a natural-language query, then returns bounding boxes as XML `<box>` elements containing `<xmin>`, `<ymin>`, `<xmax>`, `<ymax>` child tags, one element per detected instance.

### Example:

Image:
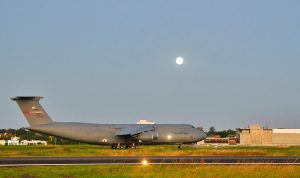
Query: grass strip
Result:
<box><xmin>1</xmin><ymin>145</ymin><xmax>300</xmax><ymax>157</ymax></box>
<box><xmin>1</xmin><ymin>164</ymin><xmax>300</xmax><ymax>178</ymax></box>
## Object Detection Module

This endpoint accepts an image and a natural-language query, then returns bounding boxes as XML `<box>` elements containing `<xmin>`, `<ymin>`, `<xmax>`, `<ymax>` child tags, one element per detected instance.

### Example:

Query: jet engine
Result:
<box><xmin>133</xmin><ymin>132</ymin><xmax>159</xmax><ymax>141</ymax></box>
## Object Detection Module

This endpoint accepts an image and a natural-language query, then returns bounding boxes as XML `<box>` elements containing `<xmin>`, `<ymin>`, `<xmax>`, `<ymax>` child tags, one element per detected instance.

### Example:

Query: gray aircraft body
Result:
<box><xmin>11</xmin><ymin>96</ymin><xmax>207</xmax><ymax>149</ymax></box>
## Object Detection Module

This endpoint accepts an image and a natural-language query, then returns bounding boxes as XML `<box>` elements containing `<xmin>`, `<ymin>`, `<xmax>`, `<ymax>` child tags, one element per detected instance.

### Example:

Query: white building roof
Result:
<box><xmin>273</xmin><ymin>129</ymin><xmax>300</xmax><ymax>133</ymax></box>
<box><xmin>137</xmin><ymin>120</ymin><xmax>156</xmax><ymax>124</ymax></box>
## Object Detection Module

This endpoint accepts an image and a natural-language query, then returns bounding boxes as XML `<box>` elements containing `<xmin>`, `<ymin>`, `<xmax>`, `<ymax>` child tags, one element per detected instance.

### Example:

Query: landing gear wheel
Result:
<box><xmin>178</xmin><ymin>145</ymin><xmax>183</xmax><ymax>149</ymax></box>
<box><xmin>120</xmin><ymin>145</ymin><xmax>124</xmax><ymax>149</ymax></box>
<box><xmin>111</xmin><ymin>146</ymin><xmax>114</xmax><ymax>149</ymax></box>
<box><xmin>125</xmin><ymin>146</ymin><xmax>129</xmax><ymax>149</ymax></box>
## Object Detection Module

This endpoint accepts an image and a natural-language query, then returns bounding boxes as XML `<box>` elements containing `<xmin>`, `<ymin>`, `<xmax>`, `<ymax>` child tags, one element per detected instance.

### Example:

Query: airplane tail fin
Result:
<box><xmin>11</xmin><ymin>96</ymin><xmax>54</xmax><ymax>126</ymax></box>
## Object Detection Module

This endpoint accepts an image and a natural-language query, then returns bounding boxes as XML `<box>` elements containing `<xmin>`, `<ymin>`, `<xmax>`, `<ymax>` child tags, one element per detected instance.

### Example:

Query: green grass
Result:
<box><xmin>1</xmin><ymin>145</ymin><xmax>300</xmax><ymax>178</ymax></box>
<box><xmin>1</xmin><ymin>165</ymin><xmax>300</xmax><ymax>178</ymax></box>
<box><xmin>0</xmin><ymin>145</ymin><xmax>300</xmax><ymax>157</ymax></box>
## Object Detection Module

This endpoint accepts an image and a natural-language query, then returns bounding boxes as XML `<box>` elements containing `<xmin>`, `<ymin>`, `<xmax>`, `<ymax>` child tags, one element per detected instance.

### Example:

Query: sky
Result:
<box><xmin>0</xmin><ymin>1</ymin><xmax>300</xmax><ymax>132</ymax></box>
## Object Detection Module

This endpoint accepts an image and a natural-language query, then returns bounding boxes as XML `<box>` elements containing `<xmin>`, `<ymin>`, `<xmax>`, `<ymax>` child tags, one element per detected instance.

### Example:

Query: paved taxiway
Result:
<box><xmin>0</xmin><ymin>156</ymin><xmax>299</xmax><ymax>166</ymax></box>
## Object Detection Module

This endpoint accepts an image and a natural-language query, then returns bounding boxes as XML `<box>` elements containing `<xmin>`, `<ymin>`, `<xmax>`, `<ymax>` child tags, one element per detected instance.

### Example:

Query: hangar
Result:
<box><xmin>237</xmin><ymin>124</ymin><xmax>300</xmax><ymax>146</ymax></box>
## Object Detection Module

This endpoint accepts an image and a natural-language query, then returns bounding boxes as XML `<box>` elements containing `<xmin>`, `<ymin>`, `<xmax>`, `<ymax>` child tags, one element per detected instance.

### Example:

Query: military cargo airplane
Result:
<box><xmin>11</xmin><ymin>96</ymin><xmax>207</xmax><ymax>149</ymax></box>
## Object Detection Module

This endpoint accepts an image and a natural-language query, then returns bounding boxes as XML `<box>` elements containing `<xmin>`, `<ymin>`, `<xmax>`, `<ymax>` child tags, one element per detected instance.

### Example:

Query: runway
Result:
<box><xmin>0</xmin><ymin>156</ymin><xmax>299</xmax><ymax>166</ymax></box>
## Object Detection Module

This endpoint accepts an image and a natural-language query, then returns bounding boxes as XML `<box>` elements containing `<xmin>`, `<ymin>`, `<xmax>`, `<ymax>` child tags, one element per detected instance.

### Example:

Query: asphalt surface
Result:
<box><xmin>0</xmin><ymin>156</ymin><xmax>299</xmax><ymax>166</ymax></box>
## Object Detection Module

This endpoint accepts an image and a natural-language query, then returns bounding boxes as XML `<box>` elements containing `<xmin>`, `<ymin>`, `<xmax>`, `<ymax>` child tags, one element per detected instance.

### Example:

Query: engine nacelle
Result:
<box><xmin>134</xmin><ymin>132</ymin><xmax>159</xmax><ymax>141</ymax></box>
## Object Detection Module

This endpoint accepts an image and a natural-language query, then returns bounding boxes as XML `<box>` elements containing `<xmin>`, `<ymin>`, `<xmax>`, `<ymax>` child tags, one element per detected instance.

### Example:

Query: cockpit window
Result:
<box><xmin>191</xmin><ymin>126</ymin><xmax>195</xmax><ymax>128</ymax></box>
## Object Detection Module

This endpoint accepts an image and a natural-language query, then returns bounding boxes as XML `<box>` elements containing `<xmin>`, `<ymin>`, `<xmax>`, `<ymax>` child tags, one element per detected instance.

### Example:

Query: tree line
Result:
<box><xmin>0</xmin><ymin>128</ymin><xmax>81</xmax><ymax>145</ymax></box>
<box><xmin>205</xmin><ymin>126</ymin><xmax>236</xmax><ymax>138</ymax></box>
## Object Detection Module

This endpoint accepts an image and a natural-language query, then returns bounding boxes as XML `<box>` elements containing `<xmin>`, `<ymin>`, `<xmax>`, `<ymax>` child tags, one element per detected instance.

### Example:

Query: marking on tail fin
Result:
<box><xmin>22</xmin><ymin>111</ymin><xmax>45</xmax><ymax>114</ymax></box>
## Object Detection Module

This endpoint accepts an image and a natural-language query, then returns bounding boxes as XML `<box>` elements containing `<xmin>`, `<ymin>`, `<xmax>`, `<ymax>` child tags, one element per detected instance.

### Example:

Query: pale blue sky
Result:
<box><xmin>1</xmin><ymin>1</ymin><xmax>300</xmax><ymax>131</ymax></box>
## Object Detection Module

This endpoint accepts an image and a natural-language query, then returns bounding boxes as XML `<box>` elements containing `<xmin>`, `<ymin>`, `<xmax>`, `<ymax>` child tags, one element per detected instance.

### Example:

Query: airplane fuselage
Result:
<box><xmin>11</xmin><ymin>96</ymin><xmax>207</xmax><ymax>149</ymax></box>
<box><xmin>28</xmin><ymin>122</ymin><xmax>206</xmax><ymax>145</ymax></box>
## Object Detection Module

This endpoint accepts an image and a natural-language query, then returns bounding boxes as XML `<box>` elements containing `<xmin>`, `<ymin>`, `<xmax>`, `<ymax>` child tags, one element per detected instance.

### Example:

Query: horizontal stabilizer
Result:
<box><xmin>11</xmin><ymin>96</ymin><xmax>44</xmax><ymax>100</ymax></box>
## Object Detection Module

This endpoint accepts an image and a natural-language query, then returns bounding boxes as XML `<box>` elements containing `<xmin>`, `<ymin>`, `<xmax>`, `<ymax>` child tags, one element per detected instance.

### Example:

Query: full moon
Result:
<box><xmin>176</xmin><ymin>57</ymin><xmax>184</xmax><ymax>65</ymax></box>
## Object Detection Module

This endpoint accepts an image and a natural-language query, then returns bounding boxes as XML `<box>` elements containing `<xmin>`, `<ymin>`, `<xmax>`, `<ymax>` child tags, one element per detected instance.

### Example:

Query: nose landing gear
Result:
<box><xmin>178</xmin><ymin>145</ymin><xmax>183</xmax><ymax>149</ymax></box>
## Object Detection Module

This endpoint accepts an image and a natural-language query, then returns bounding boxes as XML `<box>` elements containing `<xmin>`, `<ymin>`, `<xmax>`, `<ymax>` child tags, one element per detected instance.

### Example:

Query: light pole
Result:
<box><xmin>15</xmin><ymin>129</ymin><xmax>17</xmax><ymax>137</ymax></box>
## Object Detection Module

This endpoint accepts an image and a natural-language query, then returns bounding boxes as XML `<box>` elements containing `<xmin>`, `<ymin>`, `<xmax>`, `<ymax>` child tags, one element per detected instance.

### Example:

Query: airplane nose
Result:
<box><xmin>201</xmin><ymin>131</ymin><xmax>207</xmax><ymax>140</ymax></box>
<box><xmin>196</xmin><ymin>129</ymin><xmax>207</xmax><ymax>141</ymax></box>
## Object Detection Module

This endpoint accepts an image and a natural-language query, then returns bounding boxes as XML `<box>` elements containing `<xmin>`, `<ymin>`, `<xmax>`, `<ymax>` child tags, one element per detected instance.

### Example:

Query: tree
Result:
<box><xmin>0</xmin><ymin>129</ymin><xmax>7</xmax><ymax>134</ymax></box>
<box><xmin>213</xmin><ymin>129</ymin><xmax>236</xmax><ymax>138</ymax></box>
<box><xmin>17</xmin><ymin>128</ymin><xmax>27</xmax><ymax>136</ymax></box>
<box><xmin>208</xmin><ymin>126</ymin><xmax>216</xmax><ymax>136</ymax></box>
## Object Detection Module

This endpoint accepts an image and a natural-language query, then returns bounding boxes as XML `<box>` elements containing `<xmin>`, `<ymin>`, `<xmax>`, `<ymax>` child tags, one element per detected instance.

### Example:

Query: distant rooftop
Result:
<box><xmin>137</xmin><ymin>120</ymin><xmax>156</xmax><ymax>124</ymax></box>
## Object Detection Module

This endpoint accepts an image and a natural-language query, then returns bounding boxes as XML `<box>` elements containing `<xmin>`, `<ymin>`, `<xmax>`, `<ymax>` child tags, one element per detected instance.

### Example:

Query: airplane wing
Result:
<box><xmin>115</xmin><ymin>125</ymin><xmax>154</xmax><ymax>135</ymax></box>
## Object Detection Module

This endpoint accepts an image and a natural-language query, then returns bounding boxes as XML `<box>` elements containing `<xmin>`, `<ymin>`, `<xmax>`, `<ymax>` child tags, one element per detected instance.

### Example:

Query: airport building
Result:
<box><xmin>21</xmin><ymin>140</ymin><xmax>47</xmax><ymax>145</ymax></box>
<box><xmin>198</xmin><ymin>135</ymin><xmax>237</xmax><ymax>146</ymax></box>
<box><xmin>7</xmin><ymin>137</ymin><xmax>20</xmax><ymax>145</ymax></box>
<box><xmin>198</xmin><ymin>124</ymin><xmax>300</xmax><ymax>146</ymax></box>
<box><xmin>137</xmin><ymin>120</ymin><xmax>156</xmax><ymax>124</ymax></box>
<box><xmin>0</xmin><ymin>140</ymin><xmax>6</xmax><ymax>145</ymax></box>
<box><xmin>237</xmin><ymin>124</ymin><xmax>300</xmax><ymax>146</ymax></box>
<box><xmin>0</xmin><ymin>137</ymin><xmax>48</xmax><ymax>146</ymax></box>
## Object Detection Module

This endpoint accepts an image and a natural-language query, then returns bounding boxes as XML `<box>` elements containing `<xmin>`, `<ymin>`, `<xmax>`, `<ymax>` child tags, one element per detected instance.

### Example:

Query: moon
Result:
<box><xmin>176</xmin><ymin>57</ymin><xmax>184</xmax><ymax>65</ymax></box>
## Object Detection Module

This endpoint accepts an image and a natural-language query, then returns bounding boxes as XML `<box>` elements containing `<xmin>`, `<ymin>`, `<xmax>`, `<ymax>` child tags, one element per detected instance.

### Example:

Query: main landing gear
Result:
<box><xmin>111</xmin><ymin>144</ymin><xmax>123</xmax><ymax>149</ymax></box>
<box><xmin>111</xmin><ymin>143</ymin><xmax>139</xmax><ymax>149</ymax></box>
<box><xmin>178</xmin><ymin>145</ymin><xmax>183</xmax><ymax>149</ymax></box>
